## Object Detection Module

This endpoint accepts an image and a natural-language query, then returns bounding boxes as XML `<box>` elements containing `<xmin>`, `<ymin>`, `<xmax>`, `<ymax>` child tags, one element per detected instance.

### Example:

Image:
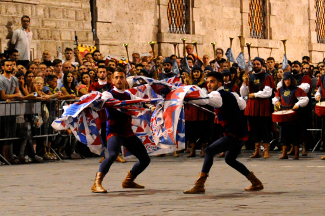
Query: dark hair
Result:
<box><xmin>21</xmin><ymin>15</ymin><xmax>30</xmax><ymax>22</ymax></box>
<box><xmin>135</xmin><ymin>64</ymin><xmax>143</xmax><ymax>68</ymax></box>
<box><xmin>281</xmin><ymin>76</ymin><xmax>297</xmax><ymax>89</ymax></box>
<box><xmin>97</xmin><ymin>60</ymin><xmax>106</xmax><ymax>65</ymax></box>
<box><xmin>97</xmin><ymin>65</ymin><xmax>107</xmax><ymax>71</ymax></box>
<box><xmin>26</xmin><ymin>62</ymin><xmax>37</xmax><ymax>72</ymax></box>
<box><xmin>85</xmin><ymin>53</ymin><xmax>92</xmax><ymax>57</ymax></box>
<box><xmin>15</xmin><ymin>71</ymin><xmax>24</xmax><ymax>78</ymax></box>
<box><xmin>92</xmin><ymin>50</ymin><xmax>100</xmax><ymax>57</ymax></box>
<box><xmin>267</xmin><ymin>57</ymin><xmax>275</xmax><ymax>62</ymax></box>
<box><xmin>186</xmin><ymin>57</ymin><xmax>193</xmax><ymax>62</ymax></box>
<box><xmin>47</xmin><ymin>74</ymin><xmax>58</xmax><ymax>82</ymax></box>
<box><xmin>53</xmin><ymin>59</ymin><xmax>62</xmax><ymax>66</ymax></box>
<box><xmin>64</xmin><ymin>47</ymin><xmax>73</xmax><ymax>53</ymax></box>
<box><xmin>8</xmin><ymin>49</ymin><xmax>18</xmax><ymax>56</ymax></box>
<box><xmin>106</xmin><ymin>66</ymin><xmax>115</xmax><ymax>73</ymax></box>
<box><xmin>62</xmin><ymin>72</ymin><xmax>76</xmax><ymax>94</ymax></box>
<box><xmin>114</xmin><ymin>67</ymin><xmax>126</xmax><ymax>74</ymax></box>
<box><xmin>206</xmin><ymin>71</ymin><xmax>224</xmax><ymax>85</ymax></box>
<box><xmin>302</xmin><ymin>56</ymin><xmax>310</xmax><ymax>62</ymax></box>
<box><xmin>24</xmin><ymin>70</ymin><xmax>34</xmax><ymax>81</ymax></box>
<box><xmin>80</xmin><ymin>72</ymin><xmax>91</xmax><ymax>85</ymax></box>
<box><xmin>132</xmin><ymin>53</ymin><xmax>140</xmax><ymax>57</ymax></box>
<box><xmin>1</xmin><ymin>59</ymin><xmax>11</xmax><ymax>66</ymax></box>
<box><xmin>187</xmin><ymin>54</ymin><xmax>195</xmax><ymax>61</ymax></box>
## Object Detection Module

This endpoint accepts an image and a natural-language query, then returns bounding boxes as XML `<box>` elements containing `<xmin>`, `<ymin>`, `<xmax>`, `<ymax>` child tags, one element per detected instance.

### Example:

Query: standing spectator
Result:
<box><xmin>0</xmin><ymin>59</ymin><xmax>21</xmax><ymax>163</ymax></box>
<box><xmin>132</xmin><ymin>53</ymin><xmax>141</xmax><ymax>64</ymax></box>
<box><xmin>53</xmin><ymin>59</ymin><xmax>63</xmax><ymax>88</ymax></box>
<box><xmin>10</xmin><ymin>15</ymin><xmax>32</xmax><ymax>67</ymax></box>
<box><xmin>92</xmin><ymin>50</ymin><xmax>102</xmax><ymax>64</ymax></box>
<box><xmin>266</xmin><ymin>57</ymin><xmax>277</xmax><ymax>76</ymax></box>
<box><xmin>203</xmin><ymin>55</ymin><xmax>210</xmax><ymax>67</ymax></box>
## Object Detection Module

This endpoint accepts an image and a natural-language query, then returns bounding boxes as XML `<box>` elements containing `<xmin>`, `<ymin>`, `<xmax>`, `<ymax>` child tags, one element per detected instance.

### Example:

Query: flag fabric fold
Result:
<box><xmin>236</xmin><ymin>52</ymin><xmax>247</xmax><ymax>70</ymax></box>
<box><xmin>281</xmin><ymin>54</ymin><xmax>288</xmax><ymax>70</ymax></box>
<box><xmin>225</xmin><ymin>48</ymin><xmax>236</xmax><ymax>63</ymax></box>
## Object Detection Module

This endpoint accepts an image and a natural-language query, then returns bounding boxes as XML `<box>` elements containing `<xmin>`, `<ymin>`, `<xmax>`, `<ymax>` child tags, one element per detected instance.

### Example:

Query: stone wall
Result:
<box><xmin>1</xmin><ymin>0</ymin><xmax>325</xmax><ymax>64</ymax></box>
<box><xmin>0</xmin><ymin>0</ymin><xmax>93</xmax><ymax>61</ymax></box>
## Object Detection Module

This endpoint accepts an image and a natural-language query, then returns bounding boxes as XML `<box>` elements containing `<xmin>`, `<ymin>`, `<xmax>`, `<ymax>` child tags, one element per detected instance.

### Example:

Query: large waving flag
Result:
<box><xmin>225</xmin><ymin>48</ymin><xmax>236</xmax><ymax>63</ymax></box>
<box><xmin>236</xmin><ymin>52</ymin><xmax>247</xmax><ymax>70</ymax></box>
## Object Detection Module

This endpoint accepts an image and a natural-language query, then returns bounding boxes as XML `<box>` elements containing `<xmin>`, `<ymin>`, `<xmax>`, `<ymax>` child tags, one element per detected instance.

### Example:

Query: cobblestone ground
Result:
<box><xmin>1</xmin><ymin>150</ymin><xmax>325</xmax><ymax>215</ymax></box>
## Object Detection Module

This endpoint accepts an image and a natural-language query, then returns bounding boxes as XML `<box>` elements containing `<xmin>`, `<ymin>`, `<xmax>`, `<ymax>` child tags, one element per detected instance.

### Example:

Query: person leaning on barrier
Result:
<box><xmin>60</xmin><ymin>71</ymin><xmax>78</xmax><ymax>100</ymax></box>
<box><xmin>0</xmin><ymin>59</ymin><xmax>22</xmax><ymax>163</ymax></box>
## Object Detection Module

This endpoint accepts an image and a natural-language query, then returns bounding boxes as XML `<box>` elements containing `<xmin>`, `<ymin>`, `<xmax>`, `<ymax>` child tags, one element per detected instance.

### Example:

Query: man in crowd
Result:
<box><xmin>53</xmin><ymin>59</ymin><xmax>63</xmax><ymax>89</ymax></box>
<box><xmin>132</xmin><ymin>53</ymin><xmax>141</xmax><ymax>64</ymax></box>
<box><xmin>8</xmin><ymin>49</ymin><xmax>19</xmax><ymax>64</ymax></box>
<box><xmin>266</xmin><ymin>57</ymin><xmax>276</xmax><ymax>75</ymax></box>
<box><xmin>10</xmin><ymin>15</ymin><xmax>32</xmax><ymax>67</ymax></box>
<box><xmin>92</xmin><ymin>50</ymin><xmax>102</xmax><ymax>64</ymax></box>
<box><xmin>42</xmin><ymin>50</ymin><xmax>52</xmax><ymax>66</ymax></box>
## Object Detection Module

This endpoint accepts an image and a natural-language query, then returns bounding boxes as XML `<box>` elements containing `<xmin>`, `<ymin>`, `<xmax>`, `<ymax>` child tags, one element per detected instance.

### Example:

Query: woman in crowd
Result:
<box><xmin>78</xmin><ymin>72</ymin><xmax>91</xmax><ymax>96</ymax></box>
<box><xmin>89</xmin><ymin>70</ymin><xmax>97</xmax><ymax>84</ymax></box>
<box><xmin>60</xmin><ymin>71</ymin><xmax>78</xmax><ymax>99</ymax></box>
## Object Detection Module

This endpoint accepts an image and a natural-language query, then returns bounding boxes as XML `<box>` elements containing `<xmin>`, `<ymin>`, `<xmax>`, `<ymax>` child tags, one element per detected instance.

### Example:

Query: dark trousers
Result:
<box><xmin>98</xmin><ymin>135</ymin><xmax>150</xmax><ymax>176</ymax></box>
<box><xmin>282</xmin><ymin>122</ymin><xmax>299</xmax><ymax>147</ymax></box>
<box><xmin>201</xmin><ymin>136</ymin><xmax>250</xmax><ymax>177</ymax></box>
<box><xmin>248</xmin><ymin>116</ymin><xmax>271</xmax><ymax>143</ymax></box>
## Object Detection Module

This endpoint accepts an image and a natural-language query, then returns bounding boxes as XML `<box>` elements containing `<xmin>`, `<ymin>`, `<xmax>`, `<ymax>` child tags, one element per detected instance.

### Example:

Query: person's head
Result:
<box><xmin>38</xmin><ymin>63</ymin><xmax>47</xmax><ymax>74</ymax></box>
<box><xmin>206</xmin><ymin>72</ymin><xmax>223</xmax><ymax>93</ymax></box>
<box><xmin>15</xmin><ymin>71</ymin><xmax>25</xmax><ymax>86</ymax></box>
<box><xmin>21</xmin><ymin>15</ymin><xmax>30</xmax><ymax>29</ymax></box>
<box><xmin>186</xmin><ymin>44</ymin><xmax>194</xmax><ymax>55</ymax></box>
<box><xmin>292</xmin><ymin>61</ymin><xmax>302</xmax><ymax>74</ymax></box>
<box><xmin>135</xmin><ymin>64</ymin><xmax>143</xmax><ymax>75</ymax></box>
<box><xmin>204</xmin><ymin>65</ymin><xmax>213</xmax><ymax>77</ymax></box>
<box><xmin>170</xmin><ymin>54</ymin><xmax>177</xmax><ymax>60</ymax></box>
<box><xmin>89</xmin><ymin>70</ymin><xmax>96</xmax><ymax>81</ymax></box>
<box><xmin>302</xmin><ymin>63</ymin><xmax>310</xmax><ymax>75</ymax></box>
<box><xmin>132</xmin><ymin>53</ymin><xmax>141</xmax><ymax>64</ymax></box>
<box><xmin>163</xmin><ymin>58</ymin><xmax>173</xmax><ymax>73</ymax></box>
<box><xmin>83</xmin><ymin>61</ymin><xmax>91</xmax><ymax>69</ymax></box>
<box><xmin>315</xmin><ymin>71</ymin><xmax>321</xmax><ymax>80</ymax></box>
<box><xmin>97</xmin><ymin>65</ymin><xmax>107</xmax><ymax>81</ymax></box>
<box><xmin>36</xmin><ymin>71</ymin><xmax>45</xmax><ymax>80</ymax></box>
<box><xmin>26</xmin><ymin>62</ymin><xmax>38</xmax><ymax>75</ymax></box>
<box><xmin>222</xmin><ymin>61</ymin><xmax>229</xmax><ymax>70</ymax></box>
<box><xmin>33</xmin><ymin>59</ymin><xmax>40</xmax><ymax>66</ymax></box>
<box><xmin>11</xmin><ymin>60</ymin><xmax>16</xmax><ymax>69</ymax></box>
<box><xmin>92</xmin><ymin>50</ymin><xmax>102</xmax><ymax>61</ymax></box>
<box><xmin>33</xmin><ymin>77</ymin><xmax>44</xmax><ymax>91</ymax></box>
<box><xmin>25</xmin><ymin>71</ymin><xmax>35</xmax><ymax>84</ymax></box>
<box><xmin>63</xmin><ymin>71</ymin><xmax>75</xmax><ymax>86</ymax></box>
<box><xmin>216</xmin><ymin>48</ymin><xmax>224</xmax><ymax>60</ymax></box>
<box><xmin>302</xmin><ymin>56</ymin><xmax>310</xmax><ymax>63</ymax></box>
<box><xmin>62</xmin><ymin>61</ymin><xmax>73</xmax><ymax>73</ymax></box>
<box><xmin>64</xmin><ymin>48</ymin><xmax>73</xmax><ymax>61</ymax></box>
<box><xmin>46</xmin><ymin>66</ymin><xmax>54</xmax><ymax>75</ymax></box>
<box><xmin>108</xmin><ymin>59</ymin><xmax>117</xmax><ymax>69</ymax></box>
<box><xmin>53</xmin><ymin>59</ymin><xmax>62</xmax><ymax>73</ymax></box>
<box><xmin>266</xmin><ymin>57</ymin><xmax>275</xmax><ymax>70</ymax></box>
<box><xmin>282</xmin><ymin>72</ymin><xmax>297</xmax><ymax>88</ymax></box>
<box><xmin>277</xmin><ymin>68</ymin><xmax>284</xmax><ymax>79</ymax></box>
<box><xmin>42</xmin><ymin>50</ymin><xmax>51</xmax><ymax>61</ymax></box>
<box><xmin>139</xmin><ymin>68</ymin><xmax>149</xmax><ymax>77</ymax></box>
<box><xmin>181</xmin><ymin>71</ymin><xmax>189</xmax><ymax>81</ymax></box>
<box><xmin>191</xmin><ymin>65</ymin><xmax>203</xmax><ymax>80</ymax></box>
<box><xmin>17</xmin><ymin>65</ymin><xmax>27</xmax><ymax>74</ymax></box>
<box><xmin>85</xmin><ymin>53</ymin><xmax>93</xmax><ymax>63</ymax></box>
<box><xmin>203</xmin><ymin>55</ymin><xmax>209</xmax><ymax>65</ymax></box>
<box><xmin>112</xmin><ymin>68</ymin><xmax>126</xmax><ymax>90</ymax></box>
<box><xmin>78</xmin><ymin>65</ymin><xmax>88</xmax><ymax>74</ymax></box>
<box><xmin>8</xmin><ymin>49</ymin><xmax>19</xmax><ymax>61</ymax></box>
<box><xmin>222</xmin><ymin>69</ymin><xmax>231</xmax><ymax>83</ymax></box>
<box><xmin>155</xmin><ymin>58</ymin><xmax>163</xmax><ymax>67</ymax></box>
<box><xmin>106</xmin><ymin>66</ymin><xmax>115</xmax><ymax>81</ymax></box>
<box><xmin>47</xmin><ymin>75</ymin><xmax>58</xmax><ymax>89</ymax></box>
<box><xmin>187</xmin><ymin>58</ymin><xmax>193</xmax><ymax>67</ymax></box>
<box><xmin>252</xmin><ymin>57</ymin><xmax>263</xmax><ymax>73</ymax></box>
<box><xmin>81</xmin><ymin>72</ymin><xmax>91</xmax><ymax>85</ymax></box>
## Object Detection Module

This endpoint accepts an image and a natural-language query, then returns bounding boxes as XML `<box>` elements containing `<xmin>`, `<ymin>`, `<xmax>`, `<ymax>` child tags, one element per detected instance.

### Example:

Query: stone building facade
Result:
<box><xmin>1</xmin><ymin>0</ymin><xmax>325</xmax><ymax>64</ymax></box>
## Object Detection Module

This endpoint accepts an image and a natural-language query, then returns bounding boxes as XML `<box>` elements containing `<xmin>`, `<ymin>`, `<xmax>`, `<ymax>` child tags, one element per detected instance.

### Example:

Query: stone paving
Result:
<box><xmin>1</xmin><ymin>150</ymin><xmax>325</xmax><ymax>215</ymax></box>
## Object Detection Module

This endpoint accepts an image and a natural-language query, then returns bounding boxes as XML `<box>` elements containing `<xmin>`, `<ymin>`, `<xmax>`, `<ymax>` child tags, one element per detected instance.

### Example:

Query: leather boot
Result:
<box><xmin>302</xmin><ymin>143</ymin><xmax>308</xmax><ymax>156</ymax></box>
<box><xmin>183</xmin><ymin>172</ymin><xmax>208</xmax><ymax>194</ymax></box>
<box><xmin>293</xmin><ymin>146</ymin><xmax>299</xmax><ymax>160</ymax></box>
<box><xmin>245</xmin><ymin>172</ymin><xmax>264</xmax><ymax>191</ymax></box>
<box><xmin>115</xmin><ymin>154</ymin><xmax>126</xmax><ymax>163</ymax></box>
<box><xmin>122</xmin><ymin>171</ymin><xmax>144</xmax><ymax>188</ymax></box>
<box><xmin>173</xmin><ymin>151</ymin><xmax>179</xmax><ymax>157</ymax></box>
<box><xmin>187</xmin><ymin>143</ymin><xmax>196</xmax><ymax>157</ymax></box>
<box><xmin>99</xmin><ymin>157</ymin><xmax>105</xmax><ymax>163</ymax></box>
<box><xmin>200</xmin><ymin>143</ymin><xmax>206</xmax><ymax>157</ymax></box>
<box><xmin>321</xmin><ymin>156</ymin><xmax>325</xmax><ymax>160</ymax></box>
<box><xmin>287</xmin><ymin>144</ymin><xmax>294</xmax><ymax>155</ymax></box>
<box><xmin>250</xmin><ymin>143</ymin><xmax>261</xmax><ymax>158</ymax></box>
<box><xmin>91</xmin><ymin>172</ymin><xmax>107</xmax><ymax>193</ymax></box>
<box><xmin>279</xmin><ymin>145</ymin><xmax>288</xmax><ymax>159</ymax></box>
<box><xmin>217</xmin><ymin>152</ymin><xmax>226</xmax><ymax>158</ymax></box>
<box><xmin>185</xmin><ymin>141</ymin><xmax>191</xmax><ymax>153</ymax></box>
<box><xmin>263</xmin><ymin>143</ymin><xmax>270</xmax><ymax>159</ymax></box>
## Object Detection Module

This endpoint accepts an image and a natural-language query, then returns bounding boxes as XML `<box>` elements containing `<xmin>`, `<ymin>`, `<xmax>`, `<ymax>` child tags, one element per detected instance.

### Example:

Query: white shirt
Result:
<box><xmin>11</xmin><ymin>28</ymin><xmax>32</xmax><ymax>61</ymax></box>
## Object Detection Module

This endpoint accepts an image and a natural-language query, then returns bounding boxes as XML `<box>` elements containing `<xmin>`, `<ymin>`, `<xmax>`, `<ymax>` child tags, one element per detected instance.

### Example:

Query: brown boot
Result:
<box><xmin>185</xmin><ymin>141</ymin><xmax>191</xmax><ymax>153</ymax></box>
<box><xmin>287</xmin><ymin>144</ymin><xmax>294</xmax><ymax>155</ymax></box>
<box><xmin>217</xmin><ymin>152</ymin><xmax>226</xmax><ymax>158</ymax></box>
<box><xmin>321</xmin><ymin>156</ymin><xmax>325</xmax><ymax>160</ymax></box>
<box><xmin>91</xmin><ymin>172</ymin><xmax>107</xmax><ymax>193</ymax></box>
<box><xmin>173</xmin><ymin>151</ymin><xmax>179</xmax><ymax>157</ymax></box>
<box><xmin>99</xmin><ymin>157</ymin><xmax>105</xmax><ymax>163</ymax></box>
<box><xmin>263</xmin><ymin>143</ymin><xmax>270</xmax><ymax>159</ymax></box>
<box><xmin>187</xmin><ymin>143</ymin><xmax>196</xmax><ymax>157</ymax></box>
<box><xmin>250</xmin><ymin>143</ymin><xmax>261</xmax><ymax>158</ymax></box>
<box><xmin>183</xmin><ymin>172</ymin><xmax>208</xmax><ymax>194</ymax></box>
<box><xmin>302</xmin><ymin>143</ymin><xmax>308</xmax><ymax>156</ymax></box>
<box><xmin>279</xmin><ymin>145</ymin><xmax>288</xmax><ymax>159</ymax></box>
<box><xmin>122</xmin><ymin>171</ymin><xmax>144</xmax><ymax>188</ymax></box>
<box><xmin>293</xmin><ymin>146</ymin><xmax>299</xmax><ymax>160</ymax></box>
<box><xmin>200</xmin><ymin>143</ymin><xmax>206</xmax><ymax>157</ymax></box>
<box><xmin>115</xmin><ymin>154</ymin><xmax>126</xmax><ymax>163</ymax></box>
<box><xmin>245</xmin><ymin>172</ymin><xmax>264</xmax><ymax>191</ymax></box>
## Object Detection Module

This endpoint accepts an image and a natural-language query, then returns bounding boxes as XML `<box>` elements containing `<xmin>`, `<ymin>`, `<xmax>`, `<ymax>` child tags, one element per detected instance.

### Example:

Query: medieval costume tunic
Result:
<box><xmin>240</xmin><ymin>71</ymin><xmax>275</xmax><ymax>143</ymax></box>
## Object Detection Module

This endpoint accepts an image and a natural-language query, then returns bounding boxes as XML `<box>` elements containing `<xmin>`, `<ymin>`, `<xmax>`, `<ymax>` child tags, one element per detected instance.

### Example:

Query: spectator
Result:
<box><xmin>46</xmin><ymin>66</ymin><xmax>55</xmax><ymax>75</ymax></box>
<box><xmin>203</xmin><ymin>54</ymin><xmax>210</xmax><ymax>67</ymax></box>
<box><xmin>26</xmin><ymin>62</ymin><xmax>38</xmax><ymax>75</ymax></box>
<box><xmin>78</xmin><ymin>65</ymin><xmax>88</xmax><ymax>74</ymax></box>
<box><xmin>41</xmin><ymin>50</ymin><xmax>52</xmax><ymax>66</ymax></box>
<box><xmin>24</xmin><ymin>71</ymin><xmax>36</xmax><ymax>94</ymax></box>
<box><xmin>8</xmin><ymin>49</ymin><xmax>19</xmax><ymax>63</ymax></box>
<box><xmin>132</xmin><ymin>53</ymin><xmax>141</xmax><ymax>64</ymax></box>
<box><xmin>92</xmin><ymin>50</ymin><xmax>102</xmax><ymax>63</ymax></box>
<box><xmin>33</xmin><ymin>59</ymin><xmax>40</xmax><ymax>67</ymax></box>
<box><xmin>107</xmin><ymin>59</ymin><xmax>117</xmax><ymax>69</ymax></box>
<box><xmin>53</xmin><ymin>59</ymin><xmax>63</xmax><ymax>88</ymax></box>
<box><xmin>78</xmin><ymin>72</ymin><xmax>91</xmax><ymax>96</ymax></box>
<box><xmin>89</xmin><ymin>69</ymin><xmax>97</xmax><ymax>83</ymax></box>
<box><xmin>60</xmin><ymin>71</ymin><xmax>77</xmax><ymax>99</ymax></box>
<box><xmin>10</xmin><ymin>15</ymin><xmax>32</xmax><ymax>67</ymax></box>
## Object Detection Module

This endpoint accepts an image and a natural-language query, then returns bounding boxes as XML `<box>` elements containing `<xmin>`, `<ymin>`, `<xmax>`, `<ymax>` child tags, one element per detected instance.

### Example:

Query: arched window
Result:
<box><xmin>249</xmin><ymin>0</ymin><xmax>266</xmax><ymax>39</ymax></box>
<box><xmin>167</xmin><ymin>0</ymin><xmax>187</xmax><ymax>34</ymax></box>
<box><xmin>315</xmin><ymin>0</ymin><xmax>325</xmax><ymax>43</ymax></box>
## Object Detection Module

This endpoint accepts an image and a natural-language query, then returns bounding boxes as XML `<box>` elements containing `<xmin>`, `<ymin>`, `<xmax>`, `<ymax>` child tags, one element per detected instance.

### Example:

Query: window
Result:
<box><xmin>315</xmin><ymin>0</ymin><xmax>325</xmax><ymax>43</ymax></box>
<box><xmin>248</xmin><ymin>0</ymin><xmax>266</xmax><ymax>39</ymax></box>
<box><xmin>167</xmin><ymin>0</ymin><xmax>187</xmax><ymax>34</ymax></box>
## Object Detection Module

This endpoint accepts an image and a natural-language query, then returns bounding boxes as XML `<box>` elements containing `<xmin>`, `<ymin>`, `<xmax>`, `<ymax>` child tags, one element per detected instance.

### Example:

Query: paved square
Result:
<box><xmin>1</xmin><ymin>151</ymin><xmax>325</xmax><ymax>215</ymax></box>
